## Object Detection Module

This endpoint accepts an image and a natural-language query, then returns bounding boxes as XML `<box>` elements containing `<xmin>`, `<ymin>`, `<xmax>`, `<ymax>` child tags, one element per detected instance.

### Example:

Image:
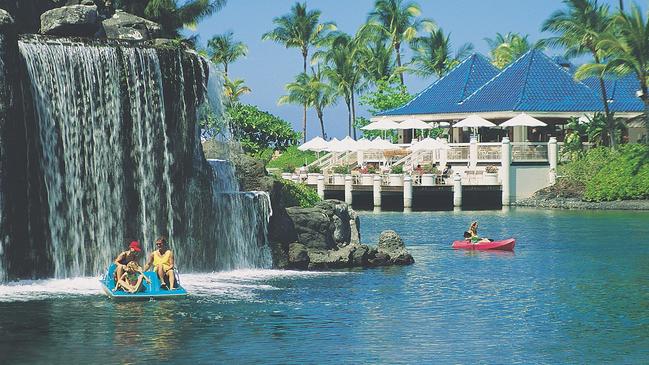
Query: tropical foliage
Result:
<box><xmin>410</xmin><ymin>28</ymin><xmax>474</xmax><ymax>77</ymax></box>
<box><xmin>485</xmin><ymin>32</ymin><xmax>534</xmax><ymax>69</ymax></box>
<box><xmin>356</xmin><ymin>80</ymin><xmax>412</xmax><ymax>140</ymax></box>
<box><xmin>575</xmin><ymin>4</ymin><xmax>649</xmax><ymax>136</ymax></box>
<box><xmin>542</xmin><ymin>0</ymin><xmax>617</xmax><ymax>146</ymax></box>
<box><xmin>227</xmin><ymin>104</ymin><xmax>299</xmax><ymax>155</ymax></box>
<box><xmin>114</xmin><ymin>0</ymin><xmax>227</xmax><ymax>39</ymax></box>
<box><xmin>266</xmin><ymin>146</ymin><xmax>317</xmax><ymax>170</ymax></box>
<box><xmin>277</xmin><ymin>178</ymin><xmax>321</xmax><ymax>208</ymax></box>
<box><xmin>367</xmin><ymin>0</ymin><xmax>435</xmax><ymax>85</ymax></box>
<box><xmin>207</xmin><ymin>31</ymin><xmax>248</xmax><ymax>76</ymax></box>
<box><xmin>223</xmin><ymin>77</ymin><xmax>251</xmax><ymax>106</ymax></box>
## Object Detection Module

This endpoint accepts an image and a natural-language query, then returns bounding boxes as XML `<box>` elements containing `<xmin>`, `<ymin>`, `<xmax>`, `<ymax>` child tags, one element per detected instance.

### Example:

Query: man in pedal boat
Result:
<box><xmin>144</xmin><ymin>236</ymin><xmax>176</xmax><ymax>290</ymax></box>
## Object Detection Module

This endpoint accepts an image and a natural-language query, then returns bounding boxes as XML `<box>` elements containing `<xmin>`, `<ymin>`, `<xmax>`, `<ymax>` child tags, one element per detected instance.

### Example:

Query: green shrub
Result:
<box><xmin>282</xmin><ymin>164</ymin><xmax>296</xmax><ymax>173</ymax></box>
<box><xmin>421</xmin><ymin>164</ymin><xmax>438</xmax><ymax>174</ymax></box>
<box><xmin>583</xmin><ymin>144</ymin><xmax>649</xmax><ymax>201</ymax></box>
<box><xmin>267</xmin><ymin>145</ymin><xmax>317</xmax><ymax>170</ymax></box>
<box><xmin>307</xmin><ymin>165</ymin><xmax>322</xmax><ymax>173</ymax></box>
<box><xmin>367</xmin><ymin>165</ymin><xmax>377</xmax><ymax>174</ymax></box>
<box><xmin>390</xmin><ymin>165</ymin><xmax>403</xmax><ymax>174</ymax></box>
<box><xmin>333</xmin><ymin>165</ymin><xmax>351</xmax><ymax>174</ymax></box>
<box><xmin>278</xmin><ymin>178</ymin><xmax>321</xmax><ymax>208</ymax></box>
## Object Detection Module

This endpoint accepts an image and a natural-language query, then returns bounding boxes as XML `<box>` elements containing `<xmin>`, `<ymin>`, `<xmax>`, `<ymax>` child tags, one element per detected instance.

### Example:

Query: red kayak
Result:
<box><xmin>452</xmin><ymin>238</ymin><xmax>515</xmax><ymax>251</ymax></box>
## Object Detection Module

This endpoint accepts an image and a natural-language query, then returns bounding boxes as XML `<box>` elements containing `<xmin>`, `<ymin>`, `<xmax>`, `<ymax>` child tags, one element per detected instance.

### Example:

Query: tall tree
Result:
<box><xmin>485</xmin><ymin>32</ymin><xmax>532</xmax><ymax>69</ymax></box>
<box><xmin>278</xmin><ymin>72</ymin><xmax>313</xmax><ymax>143</ymax></box>
<box><xmin>410</xmin><ymin>28</ymin><xmax>474</xmax><ymax>77</ymax></box>
<box><xmin>223</xmin><ymin>77</ymin><xmax>251</xmax><ymax>106</ymax></box>
<box><xmin>362</xmin><ymin>39</ymin><xmax>399</xmax><ymax>84</ymax></box>
<box><xmin>262</xmin><ymin>2</ymin><xmax>336</xmax><ymax>142</ymax></box>
<box><xmin>575</xmin><ymin>4</ymin><xmax>649</xmax><ymax>137</ymax></box>
<box><xmin>542</xmin><ymin>0</ymin><xmax>615</xmax><ymax>146</ymax></box>
<box><xmin>262</xmin><ymin>2</ymin><xmax>336</xmax><ymax>74</ymax></box>
<box><xmin>207</xmin><ymin>31</ymin><xmax>248</xmax><ymax>77</ymax></box>
<box><xmin>314</xmin><ymin>31</ymin><xmax>367</xmax><ymax>138</ymax></box>
<box><xmin>310</xmin><ymin>66</ymin><xmax>337</xmax><ymax>139</ymax></box>
<box><xmin>367</xmin><ymin>0</ymin><xmax>435</xmax><ymax>85</ymax></box>
<box><xmin>115</xmin><ymin>0</ymin><xmax>227</xmax><ymax>39</ymax></box>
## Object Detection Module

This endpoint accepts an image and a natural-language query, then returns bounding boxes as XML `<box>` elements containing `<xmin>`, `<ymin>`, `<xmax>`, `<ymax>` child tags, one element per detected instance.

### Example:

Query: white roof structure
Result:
<box><xmin>362</xmin><ymin>119</ymin><xmax>400</xmax><ymax>130</ymax></box>
<box><xmin>397</xmin><ymin>118</ymin><xmax>433</xmax><ymax>130</ymax></box>
<box><xmin>354</xmin><ymin>138</ymin><xmax>373</xmax><ymax>150</ymax></box>
<box><xmin>499</xmin><ymin>113</ymin><xmax>547</xmax><ymax>127</ymax></box>
<box><xmin>454</xmin><ymin>115</ymin><xmax>496</xmax><ymax>128</ymax></box>
<box><xmin>407</xmin><ymin>138</ymin><xmax>449</xmax><ymax>151</ymax></box>
<box><xmin>297</xmin><ymin>136</ymin><xmax>328</xmax><ymax>152</ymax></box>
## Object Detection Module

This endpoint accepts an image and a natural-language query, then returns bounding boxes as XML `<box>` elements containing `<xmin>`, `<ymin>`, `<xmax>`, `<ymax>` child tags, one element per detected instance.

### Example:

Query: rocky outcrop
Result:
<box><xmin>40</xmin><ymin>4</ymin><xmax>99</xmax><ymax>37</ymax></box>
<box><xmin>277</xmin><ymin>200</ymin><xmax>414</xmax><ymax>270</ymax></box>
<box><xmin>102</xmin><ymin>11</ymin><xmax>161</xmax><ymax>40</ymax></box>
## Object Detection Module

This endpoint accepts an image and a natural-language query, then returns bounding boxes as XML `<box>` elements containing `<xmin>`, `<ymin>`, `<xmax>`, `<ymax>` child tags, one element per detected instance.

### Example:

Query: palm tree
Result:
<box><xmin>310</xmin><ymin>66</ymin><xmax>337</xmax><ymax>139</ymax></box>
<box><xmin>410</xmin><ymin>28</ymin><xmax>474</xmax><ymax>78</ymax></box>
<box><xmin>361</xmin><ymin>39</ymin><xmax>399</xmax><ymax>84</ymax></box>
<box><xmin>262</xmin><ymin>2</ymin><xmax>336</xmax><ymax>74</ymax></box>
<box><xmin>125</xmin><ymin>0</ymin><xmax>227</xmax><ymax>39</ymax></box>
<box><xmin>207</xmin><ymin>31</ymin><xmax>248</xmax><ymax>77</ymax></box>
<box><xmin>278</xmin><ymin>73</ymin><xmax>313</xmax><ymax>143</ymax></box>
<box><xmin>314</xmin><ymin>31</ymin><xmax>367</xmax><ymax>138</ymax></box>
<box><xmin>367</xmin><ymin>0</ymin><xmax>435</xmax><ymax>85</ymax></box>
<box><xmin>542</xmin><ymin>0</ymin><xmax>616</xmax><ymax>146</ymax></box>
<box><xmin>575</xmin><ymin>4</ymin><xmax>649</xmax><ymax>135</ymax></box>
<box><xmin>485</xmin><ymin>32</ymin><xmax>533</xmax><ymax>69</ymax></box>
<box><xmin>223</xmin><ymin>77</ymin><xmax>251</xmax><ymax>105</ymax></box>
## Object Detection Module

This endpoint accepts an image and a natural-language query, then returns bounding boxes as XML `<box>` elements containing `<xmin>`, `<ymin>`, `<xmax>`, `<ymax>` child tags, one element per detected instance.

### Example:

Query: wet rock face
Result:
<box><xmin>102</xmin><ymin>11</ymin><xmax>161</xmax><ymax>40</ymax></box>
<box><xmin>40</xmin><ymin>5</ymin><xmax>99</xmax><ymax>37</ymax></box>
<box><xmin>0</xmin><ymin>9</ymin><xmax>14</xmax><ymax>29</ymax></box>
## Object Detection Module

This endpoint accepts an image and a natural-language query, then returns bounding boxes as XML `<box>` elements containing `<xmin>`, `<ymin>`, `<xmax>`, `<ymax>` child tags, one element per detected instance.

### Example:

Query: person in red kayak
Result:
<box><xmin>465</xmin><ymin>221</ymin><xmax>492</xmax><ymax>243</ymax></box>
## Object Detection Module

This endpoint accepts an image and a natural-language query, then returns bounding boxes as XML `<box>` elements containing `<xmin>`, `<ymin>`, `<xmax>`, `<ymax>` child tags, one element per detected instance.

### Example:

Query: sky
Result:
<box><xmin>190</xmin><ymin>0</ymin><xmax>634</xmax><ymax>140</ymax></box>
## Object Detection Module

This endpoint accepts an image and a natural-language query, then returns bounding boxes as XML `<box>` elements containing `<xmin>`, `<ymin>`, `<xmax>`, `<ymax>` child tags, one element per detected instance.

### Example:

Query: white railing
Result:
<box><xmin>477</xmin><ymin>143</ymin><xmax>501</xmax><ymax>161</ymax></box>
<box><xmin>511</xmin><ymin>142</ymin><xmax>548</xmax><ymax>162</ymax></box>
<box><xmin>447</xmin><ymin>143</ymin><xmax>470</xmax><ymax>161</ymax></box>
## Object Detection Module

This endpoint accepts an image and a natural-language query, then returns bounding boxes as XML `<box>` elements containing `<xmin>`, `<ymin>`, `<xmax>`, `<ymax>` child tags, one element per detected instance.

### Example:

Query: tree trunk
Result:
<box><xmin>395</xmin><ymin>41</ymin><xmax>404</xmax><ymax>86</ymax></box>
<box><xmin>619</xmin><ymin>0</ymin><xmax>625</xmax><ymax>11</ymax></box>
<box><xmin>351</xmin><ymin>89</ymin><xmax>357</xmax><ymax>140</ymax></box>
<box><xmin>317</xmin><ymin>108</ymin><xmax>327</xmax><ymax>140</ymax></box>
<box><xmin>302</xmin><ymin>50</ymin><xmax>308</xmax><ymax>74</ymax></box>
<box><xmin>643</xmin><ymin>82</ymin><xmax>649</xmax><ymax>144</ymax></box>
<box><xmin>345</xmin><ymin>98</ymin><xmax>352</xmax><ymax>138</ymax></box>
<box><xmin>594</xmin><ymin>54</ymin><xmax>614</xmax><ymax>147</ymax></box>
<box><xmin>302</xmin><ymin>103</ymin><xmax>307</xmax><ymax>144</ymax></box>
<box><xmin>224</xmin><ymin>62</ymin><xmax>228</xmax><ymax>78</ymax></box>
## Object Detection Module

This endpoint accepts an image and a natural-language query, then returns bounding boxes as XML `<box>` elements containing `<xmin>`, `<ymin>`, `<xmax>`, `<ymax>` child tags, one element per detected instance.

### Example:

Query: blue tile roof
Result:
<box><xmin>459</xmin><ymin>50</ymin><xmax>603</xmax><ymax>113</ymax></box>
<box><xmin>581</xmin><ymin>73</ymin><xmax>644</xmax><ymax>113</ymax></box>
<box><xmin>377</xmin><ymin>50</ymin><xmax>645</xmax><ymax>117</ymax></box>
<box><xmin>378</xmin><ymin>53</ymin><xmax>499</xmax><ymax>116</ymax></box>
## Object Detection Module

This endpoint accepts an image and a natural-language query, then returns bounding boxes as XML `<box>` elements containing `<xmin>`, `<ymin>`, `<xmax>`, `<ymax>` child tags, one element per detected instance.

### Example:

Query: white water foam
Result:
<box><xmin>0</xmin><ymin>270</ymin><xmax>352</xmax><ymax>303</ymax></box>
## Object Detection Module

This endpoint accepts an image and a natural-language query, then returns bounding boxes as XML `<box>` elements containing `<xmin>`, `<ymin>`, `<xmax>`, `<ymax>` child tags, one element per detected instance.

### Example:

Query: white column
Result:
<box><xmin>317</xmin><ymin>175</ymin><xmax>325</xmax><ymax>199</ymax></box>
<box><xmin>403</xmin><ymin>175</ymin><xmax>412</xmax><ymax>209</ymax></box>
<box><xmin>344</xmin><ymin>175</ymin><xmax>353</xmax><ymax>204</ymax></box>
<box><xmin>469</xmin><ymin>136</ymin><xmax>478</xmax><ymax>168</ymax></box>
<box><xmin>357</xmin><ymin>151</ymin><xmax>364</xmax><ymax>167</ymax></box>
<box><xmin>373</xmin><ymin>175</ymin><xmax>382</xmax><ymax>208</ymax></box>
<box><xmin>501</xmin><ymin>137</ymin><xmax>511</xmax><ymax>206</ymax></box>
<box><xmin>453</xmin><ymin>173</ymin><xmax>462</xmax><ymax>207</ymax></box>
<box><xmin>548</xmin><ymin>137</ymin><xmax>558</xmax><ymax>185</ymax></box>
<box><xmin>439</xmin><ymin>142</ymin><xmax>448</xmax><ymax>168</ymax></box>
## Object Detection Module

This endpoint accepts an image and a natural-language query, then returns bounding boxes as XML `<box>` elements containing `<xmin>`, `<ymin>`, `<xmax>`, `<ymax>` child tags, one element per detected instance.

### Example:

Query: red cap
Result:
<box><xmin>129</xmin><ymin>241</ymin><xmax>141</xmax><ymax>252</ymax></box>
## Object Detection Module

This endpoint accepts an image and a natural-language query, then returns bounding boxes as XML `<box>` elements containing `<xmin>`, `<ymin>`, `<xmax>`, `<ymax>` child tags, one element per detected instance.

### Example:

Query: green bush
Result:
<box><xmin>307</xmin><ymin>165</ymin><xmax>322</xmax><ymax>173</ymax></box>
<box><xmin>557</xmin><ymin>145</ymin><xmax>649</xmax><ymax>201</ymax></box>
<box><xmin>282</xmin><ymin>164</ymin><xmax>296</xmax><ymax>173</ymax></box>
<box><xmin>390</xmin><ymin>165</ymin><xmax>403</xmax><ymax>174</ymax></box>
<box><xmin>278</xmin><ymin>178</ymin><xmax>321</xmax><ymax>208</ymax></box>
<box><xmin>583</xmin><ymin>144</ymin><xmax>649</xmax><ymax>201</ymax></box>
<box><xmin>333</xmin><ymin>165</ymin><xmax>351</xmax><ymax>174</ymax></box>
<box><xmin>421</xmin><ymin>164</ymin><xmax>438</xmax><ymax>174</ymax></box>
<box><xmin>267</xmin><ymin>146</ymin><xmax>317</xmax><ymax>170</ymax></box>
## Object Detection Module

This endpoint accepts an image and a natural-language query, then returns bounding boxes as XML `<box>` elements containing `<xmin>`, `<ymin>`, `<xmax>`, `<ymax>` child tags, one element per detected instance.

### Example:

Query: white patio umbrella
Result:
<box><xmin>499</xmin><ymin>113</ymin><xmax>547</xmax><ymax>127</ymax></box>
<box><xmin>407</xmin><ymin>137</ymin><xmax>447</xmax><ymax>151</ymax></box>
<box><xmin>337</xmin><ymin>136</ymin><xmax>359</xmax><ymax>152</ymax></box>
<box><xmin>324</xmin><ymin>137</ymin><xmax>344</xmax><ymax>152</ymax></box>
<box><xmin>368</xmin><ymin>137</ymin><xmax>396</xmax><ymax>150</ymax></box>
<box><xmin>454</xmin><ymin>115</ymin><xmax>496</xmax><ymax>128</ymax></box>
<box><xmin>355</xmin><ymin>137</ymin><xmax>373</xmax><ymax>150</ymax></box>
<box><xmin>298</xmin><ymin>136</ymin><xmax>328</xmax><ymax>152</ymax></box>
<box><xmin>396</xmin><ymin>118</ymin><xmax>433</xmax><ymax>130</ymax></box>
<box><xmin>361</xmin><ymin>119</ymin><xmax>400</xmax><ymax>131</ymax></box>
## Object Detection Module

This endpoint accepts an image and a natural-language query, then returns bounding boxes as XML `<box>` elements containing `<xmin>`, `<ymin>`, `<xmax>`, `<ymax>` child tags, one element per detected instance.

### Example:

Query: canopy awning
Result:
<box><xmin>454</xmin><ymin>115</ymin><xmax>496</xmax><ymax>128</ymax></box>
<box><xmin>499</xmin><ymin>113</ymin><xmax>547</xmax><ymax>127</ymax></box>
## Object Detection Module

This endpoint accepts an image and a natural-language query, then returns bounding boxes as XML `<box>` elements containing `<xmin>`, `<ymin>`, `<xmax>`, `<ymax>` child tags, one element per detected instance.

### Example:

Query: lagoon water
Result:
<box><xmin>1</xmin><ymin>208</ymin><xmax>649</xmax><ymax>364</ymax></box>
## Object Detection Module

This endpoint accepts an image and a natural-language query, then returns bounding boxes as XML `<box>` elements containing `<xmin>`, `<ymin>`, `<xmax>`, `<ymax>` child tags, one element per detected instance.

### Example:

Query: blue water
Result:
<box><xmin>1</xmin><ymin>208</ymin><xmax>649</xmax><ymax>364</ymax></box>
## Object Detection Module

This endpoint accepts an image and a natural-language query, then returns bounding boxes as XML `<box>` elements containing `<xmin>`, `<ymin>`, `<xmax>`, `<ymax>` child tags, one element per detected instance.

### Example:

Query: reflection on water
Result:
<box><xmin>2</xmin><ymin>208</ymin><xmax>649</xmax><ymax>363</ymax></box>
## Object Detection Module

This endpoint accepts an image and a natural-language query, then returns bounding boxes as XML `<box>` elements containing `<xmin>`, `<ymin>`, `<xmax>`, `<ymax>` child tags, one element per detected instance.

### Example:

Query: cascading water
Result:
<box><xmin>0</xmin><ymin>36</ymin><xmax>272</xmax><ymax>281</ymax></box>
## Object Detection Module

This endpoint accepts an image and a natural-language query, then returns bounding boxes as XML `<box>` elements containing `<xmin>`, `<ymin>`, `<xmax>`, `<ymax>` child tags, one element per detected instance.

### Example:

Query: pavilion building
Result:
<box><xmin>375</xmin><ymin>50</ymin><xmax>647</xmax><ymax>144</ymax></box>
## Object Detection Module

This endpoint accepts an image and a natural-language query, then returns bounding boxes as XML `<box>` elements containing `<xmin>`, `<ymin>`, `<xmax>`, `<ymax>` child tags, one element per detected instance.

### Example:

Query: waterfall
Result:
<box><xmin>0</xmin><ymin>37</ymin><xmax>272</xmax><ymax>280</ymax></box>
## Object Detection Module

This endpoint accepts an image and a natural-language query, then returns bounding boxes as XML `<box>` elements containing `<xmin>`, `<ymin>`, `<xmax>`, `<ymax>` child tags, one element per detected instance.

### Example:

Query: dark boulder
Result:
<box><xmin>377</xmin><ymin>230</ymin><xmax>415</xmax><ymax>265</ymax></box>
<box><xmin>102</xmin><ymin>10</ymin><xmax>161</xmax><ymax>40</ymax></box>
<box><xmin>40</xmin><ymin>5</ymin><xmax>99</xmax><ymax>37</ymax></box>
<box><xmin>287</xmin><ymin>242</ymin><xmax>309</xmax><ymax>270</ymax></box>
<box><xmin>285</xmin><ymin>206</ymin><xmax>335</xmax><ymax>250</ymax></box>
